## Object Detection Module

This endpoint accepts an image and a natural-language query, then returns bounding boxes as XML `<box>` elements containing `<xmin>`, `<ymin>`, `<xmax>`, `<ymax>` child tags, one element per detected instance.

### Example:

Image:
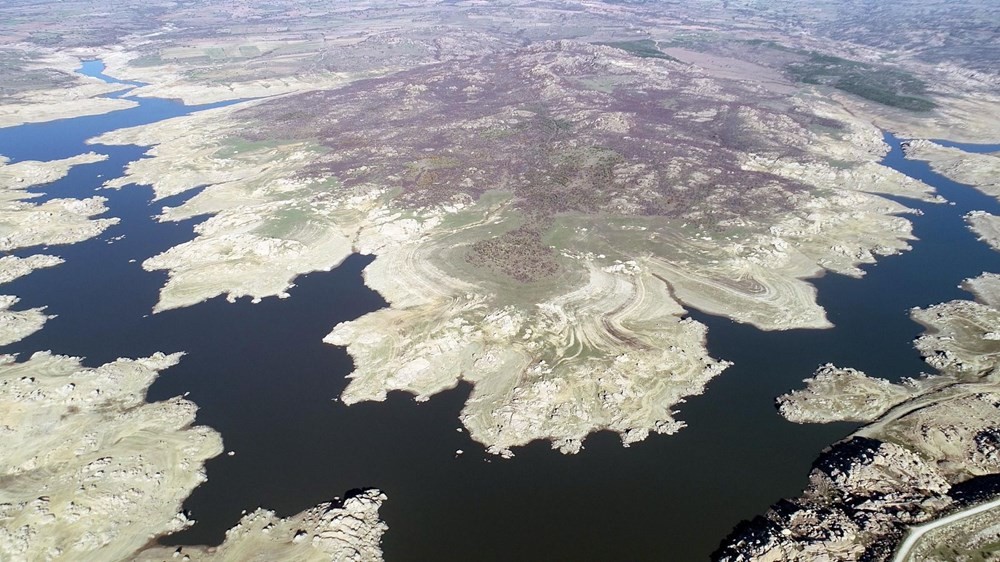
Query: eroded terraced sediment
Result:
<box><xmin>327</xmin><ymin>256</ymin><xmax>729</xmax><ymax>455</ymax></box>
<box><xmin>903</xmin><ymin>139</ymin><xmax>1000</xmax><ymax>200</ymax></box>
<box><xmin>94</xmin><ymin>41</ymin><xmax>939</xmax><ymax>455</ymax></box>
<box><xmin>720</xmin><ymin>272</ymin><xmax>1000</xmax><ymax>560</ymax></box>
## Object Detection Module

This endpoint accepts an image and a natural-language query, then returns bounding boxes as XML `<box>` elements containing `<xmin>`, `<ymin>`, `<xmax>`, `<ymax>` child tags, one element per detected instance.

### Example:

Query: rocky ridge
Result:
<box><xmin>718</xmin><ymin>272</ymin><xmax>1000</xmax><ymax>560</ymax></box>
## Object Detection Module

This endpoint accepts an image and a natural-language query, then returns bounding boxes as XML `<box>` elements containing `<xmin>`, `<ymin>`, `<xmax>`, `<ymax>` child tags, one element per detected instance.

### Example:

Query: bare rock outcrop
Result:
<box><xmin>966</xmin><ymin>210</ymin><xmax>1000</xmax><ymax>251</ymax></box>
<box><xmin>136</xmin><ymin>489</ymin><xmax>388</xmax><ymax>562</ymax></box>
<box><xmin>902</xmin><ymin>140</ymin><xmax>1000</xmax><ymax>200</ymax></box>
<box><xmin>0</xmin><ymin>349</ymin><xmax>389</xmax><ymax>561</ymax></box>
<box><xmin>720</xmin><ymin>273</ymin><xmax>1000</xmax><ymax>560</ymax></box>
<box><xmin>0</xmin><ymin>352</ymin><xmax>222</xmax><ymax>561</ymax></box>
<box><xmin>0</xmin><ymin>152</ymin><xmax>119</xmax><ymax>252</ymax></box>
<box><xmin>0</xmin><ymin>295</ymin><xmax>50</xmax><ymax>346</ymax></box>
<box><xmin>716</xmin><ymin>437</ymin><xmax>952</xmax><ymax>561</ymax></box>
<box><xmin>776</xmin><ymin>364</ymin><xmax>916</xmax><ymax>423</ymax></box>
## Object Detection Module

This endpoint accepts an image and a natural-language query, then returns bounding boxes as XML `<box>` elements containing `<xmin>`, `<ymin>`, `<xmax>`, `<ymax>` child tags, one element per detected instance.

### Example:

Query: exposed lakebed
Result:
<box><xmin>1</xmin><ymin>62</ymin><xmax>998</xmax><ymax>561</ymax></box>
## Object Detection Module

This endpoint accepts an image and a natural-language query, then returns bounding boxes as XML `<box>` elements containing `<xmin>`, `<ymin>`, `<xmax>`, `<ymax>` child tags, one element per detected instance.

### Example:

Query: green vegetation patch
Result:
<box><xmin>254</xmin><ymin>206</ymin><xmax>316</xmax><ymax>239</ymax></box>
<box><xmin>0</xmin><ymin>49</ymin><xmax>73</xmax><ymax>97</ymax></box>
<box><xmin>204</xmin><ymin>47</ymin><xmax>227</xmax><ymax>60</ymax></box>
<box><xmin>129</xmin><ymin>53</ymin><xmax>164</xmax><ymax>67</ymax></box>
<box><xmin>787</xmin><ymin>53</ymin><xmax>936</xmax><ymax>111</ymax></box>
<box><xmin>238</xmin><ymin>45</ymin><xmax>262</xmax><ymax>57</ymax></box>
<box><xmin>27</xmin><ymin>31</ymin><xmax>64</xmax><ymax>46</ymax></box>
<box><xmin>405</xmin><ymin>156</ymin><xmax>463</xmax><ymax>188</ymax></box>
<box><xmin>213</xmin><ymin>137</ymin><xmax>288</xmax><ymax>159</ymax></box>
<box><xmin>737</xmin><ymin>39</ymin><xmax>794</xmax><ymax>52</ymax></box>
<box><xmin>660</xmin><ymin>32</ymin><xmax>720</xmax><ymax>49</ymax></box>
<box><xmin>575</xmin><ymin>75</ymin><xmax>635</xmax><ymax>94</ymax></box>
<box><xmin>550</xmin><ymin>146</ymin><xmax>622</xmax><ymax>186</ymax></box>
<box><xmin>478</xmin><ymin>124</ymin><xmax>523</xmax><ymax>140</ymax></box>
<box><xmin>466</xmin><ymin>225</ymin><xmax>561</xmax><ymax>283</ymax></box>
<box><xmin>594</xmin><ymin>39</ymin><xmax>679</xmax><ymax>62</ymax></box>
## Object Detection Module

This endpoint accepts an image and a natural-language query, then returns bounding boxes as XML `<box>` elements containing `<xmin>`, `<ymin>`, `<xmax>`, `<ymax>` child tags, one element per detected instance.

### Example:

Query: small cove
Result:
<box><xmin>1</xmin><ymin>64</ymin><xmax>998</xmax><ymax>561</ymax></box>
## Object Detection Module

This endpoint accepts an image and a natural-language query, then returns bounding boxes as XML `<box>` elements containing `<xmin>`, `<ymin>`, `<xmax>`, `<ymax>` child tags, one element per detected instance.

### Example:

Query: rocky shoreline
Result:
<box><xmin>718</xmin><ymin>273</ymin><xmax>1000</xmax><ymax>560</ymax></box>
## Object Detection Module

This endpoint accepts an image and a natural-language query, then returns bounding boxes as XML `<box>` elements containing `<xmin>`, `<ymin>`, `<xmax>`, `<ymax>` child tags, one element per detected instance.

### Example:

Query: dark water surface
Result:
<box><xmin>930</xmin><ymin>138</ymin><xmax>1000</xmax><ymax>154</ymax></box>
<box><xmin>2</xmin><ymin>64</ymin><xmax>999</xmax><ymax>561</ymax></box>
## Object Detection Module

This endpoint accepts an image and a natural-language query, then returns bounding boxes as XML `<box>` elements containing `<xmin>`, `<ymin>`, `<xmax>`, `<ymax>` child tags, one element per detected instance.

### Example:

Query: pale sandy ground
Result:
<box><xmin>0</xmin><ymin>196</ymin><xmax>118</xmax><ymax>252</ymax></box>
<box><xmin>0</xmin><ymin>141</ymin><xmax>387</xmax><ymax>561</ymax></box>
<box><xmin>100</xmin><ymin>48</ymin><xmax>361</xmax><ymax>105</ymax></box>
<box><xmin>0</xmin><ymin>255</ymin><xmax>63</xmax><ymax>284</ymax></box>
<box><xmin>777</xmin><ymin>364</ymin><xmax>918</xmax><ymax>424</ymax></box>
<box><xmin>0</xmin><ymin>51</ymin><xmax>136</xmax><ymax>128</ymax></box>
<box><xmin>134</xmin><ymin>490</ymin><xmax>387</xmax><ymax>562</ymax></box>
<box><xmin>661</xmin><ymin>47</ymin><xmax>799</xmax><ymax>95</ymax></box>
<box><xmin>0</xmin><ymin>351</ymin><xmax>222</xmax><ymax>561</ymax></box>
<box><xmin>0</xmin><ymin>256</ymin><xmax>64</xmax><ymax>346</ymax></box>
<box><xmin>0</xmin><ymin>152</ymin><xmax>108</xmax><ymax>193</ymax></box>
<box><xmin>966</xmin><ymin>211</ymin><xmax>1000</xmax><ymax>252</ymax></box>
<box><xmin>0</xmin><ymin>348</ymin><xmax>389</xmax><ymax>561</ymax></box>
<box><xmin>0</xmin><ymin>295</ymin><xmax>49</xmax><ymax>346</ymax></box>
<box><xmin>0</xmin><ymin>152</ymin><xmax>119</xmax><ymax>252</ymax></box>
<box><xmin>963</xmin><ymin>272</ymin><xmax>1000</xmax><ymax>307</ymax></box>
<box><xmin>903</xmin><ymin>139</ymin><xmax>1000</xmax><ymax>200</ymax></box>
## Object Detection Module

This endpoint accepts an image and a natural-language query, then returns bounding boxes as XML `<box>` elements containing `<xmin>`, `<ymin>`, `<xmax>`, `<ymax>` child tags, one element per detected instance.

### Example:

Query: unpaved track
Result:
<box><xmin>892</xmin><ymin>496</ymin><xmax>1000</xmax><ymax>562</ymax></box>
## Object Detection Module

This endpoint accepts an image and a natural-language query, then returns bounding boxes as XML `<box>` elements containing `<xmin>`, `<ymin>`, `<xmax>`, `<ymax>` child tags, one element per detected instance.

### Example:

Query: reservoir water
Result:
<box><xmin>1</xmin><ymin>63</ymin><xmax>998</xmax><ymax>561</ymax></box>
<box><xmin>930</xmin><ymin>139</ymin><xmax>1000</xmax><ymax>154</ymax></box>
